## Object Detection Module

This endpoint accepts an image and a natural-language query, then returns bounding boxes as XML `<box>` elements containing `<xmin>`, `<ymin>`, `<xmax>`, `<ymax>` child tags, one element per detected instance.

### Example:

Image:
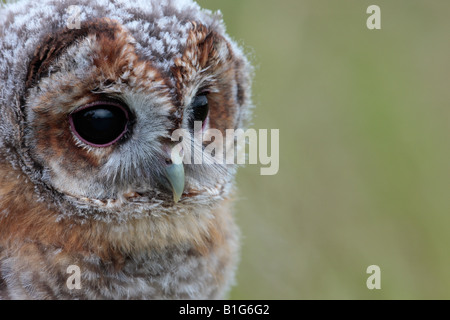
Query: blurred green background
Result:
<box><xmin>197</xmin><ymin>0</ymin><xmax>450</xmax><ymax>299</ymax></box>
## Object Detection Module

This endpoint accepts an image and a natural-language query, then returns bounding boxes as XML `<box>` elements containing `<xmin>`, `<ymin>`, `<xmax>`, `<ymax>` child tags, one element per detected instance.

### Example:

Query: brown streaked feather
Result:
<box><xmin>25</xmin><ymin>18</ymin><xmax>120</xmax><ymax>91</ymax></box>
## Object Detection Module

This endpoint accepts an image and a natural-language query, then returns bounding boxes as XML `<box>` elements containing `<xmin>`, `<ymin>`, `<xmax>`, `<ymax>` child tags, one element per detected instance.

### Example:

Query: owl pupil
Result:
<box><xmin>70</xmin><ymin>104</ymin><xmax>128</xmax><ymax>147</ymax></box>
<box><xmin>190</xmin><ymin>94</ymin><xmax>209</xmax><ymax>129</ymax></box>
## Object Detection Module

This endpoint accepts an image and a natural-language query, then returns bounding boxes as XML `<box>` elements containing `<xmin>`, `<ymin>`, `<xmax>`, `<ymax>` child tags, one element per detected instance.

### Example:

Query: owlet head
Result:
<box><xmin>0</xmin><ymin>0</ymin><xmax>253</xmax><ymax>221</ymax></box>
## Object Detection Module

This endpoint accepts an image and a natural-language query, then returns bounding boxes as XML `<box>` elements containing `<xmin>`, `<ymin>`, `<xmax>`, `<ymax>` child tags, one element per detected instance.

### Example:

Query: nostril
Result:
<box><xmin>165</xmin><ymin>158</ymin><xmax>172</xmax><ymax>165</ymax></box>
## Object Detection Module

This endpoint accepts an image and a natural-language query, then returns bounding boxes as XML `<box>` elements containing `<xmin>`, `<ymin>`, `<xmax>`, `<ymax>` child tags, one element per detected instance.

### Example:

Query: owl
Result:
<box><xmin>0</xmin><ymin>0</ymin><xmax>252</xmax><ymax>299</ymax></box>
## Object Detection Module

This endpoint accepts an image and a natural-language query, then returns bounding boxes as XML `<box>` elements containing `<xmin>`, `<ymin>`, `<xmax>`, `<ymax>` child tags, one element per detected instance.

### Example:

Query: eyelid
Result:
<box><xmin>196</xmin><ymin>87</ymin><xmax>211</xmax><ymax>96</ymax></box>
<box><xmin>198</xmin><ymin>90</ymin><xmax>209</xmax><ymax>95</ymax></box>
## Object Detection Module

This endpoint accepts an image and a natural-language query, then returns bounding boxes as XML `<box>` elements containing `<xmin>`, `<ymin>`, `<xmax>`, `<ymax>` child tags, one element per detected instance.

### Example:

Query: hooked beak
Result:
<box><xmin>163</xmin><ymin>146</ymin><xmax>185</xmax><ymax>203</ymax></box>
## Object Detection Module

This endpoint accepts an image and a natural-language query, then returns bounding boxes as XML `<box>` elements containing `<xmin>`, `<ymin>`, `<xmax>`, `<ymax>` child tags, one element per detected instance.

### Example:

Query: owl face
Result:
<box><xmin>0</xmin><ymin>0</ymin><xmax>252</xmax><ymax>220</ymax></box>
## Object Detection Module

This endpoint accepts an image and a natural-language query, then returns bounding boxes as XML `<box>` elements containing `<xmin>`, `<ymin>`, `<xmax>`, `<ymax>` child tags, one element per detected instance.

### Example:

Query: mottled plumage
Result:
<box><xmin>0</xmin><ymin>0</ymin><xmax>252</xmax><ymax>299</ymax></box>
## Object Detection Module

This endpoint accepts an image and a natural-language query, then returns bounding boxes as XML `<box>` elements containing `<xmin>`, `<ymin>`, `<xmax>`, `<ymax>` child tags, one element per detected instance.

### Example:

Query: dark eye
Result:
<box><xmin>69</xmin><ymin>101</ymin><xmax>129</xmax><ymax>147</ymax></box>
<box><xmin>190</xmin><ymin>94</ymin><xmax>209</xmax><ymax>129</ymax></box>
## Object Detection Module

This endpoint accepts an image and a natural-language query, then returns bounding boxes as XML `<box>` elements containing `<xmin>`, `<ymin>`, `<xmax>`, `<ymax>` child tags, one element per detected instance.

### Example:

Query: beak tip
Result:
<box><xmin>172</xmin><ymin>188</ymin><xmax>183</xmax><ymax>203</ymax></box>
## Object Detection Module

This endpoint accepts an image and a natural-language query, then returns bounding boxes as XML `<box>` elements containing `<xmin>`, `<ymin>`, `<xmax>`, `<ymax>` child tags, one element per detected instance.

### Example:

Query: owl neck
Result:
<box><xmin>0</xmin><ymin>156</ymin><xmax>231</xmax><ymax>263</ymax></box>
